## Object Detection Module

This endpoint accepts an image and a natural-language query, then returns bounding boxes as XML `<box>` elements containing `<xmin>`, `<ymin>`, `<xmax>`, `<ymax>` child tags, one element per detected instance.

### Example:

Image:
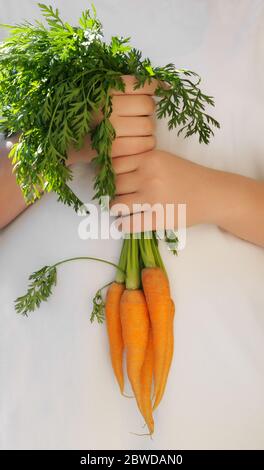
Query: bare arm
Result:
<box><xmin>208</xmin><ymin>167</ymin><xmax>264</xmax><ymax>247</ymax></box>
<box><xmin>0</xmin><ymin>134</ymin><xmax>96</xmax><ymax>229</ymax></box>
<box><xmin>111</xmin><ymin>149</ymin><xmax>264</xmax><ymax>248</ymax></box>
<box><xmin>0</xmin><ymin>136</ymin><xmax>27</xmax><ymax>229</ymax></box>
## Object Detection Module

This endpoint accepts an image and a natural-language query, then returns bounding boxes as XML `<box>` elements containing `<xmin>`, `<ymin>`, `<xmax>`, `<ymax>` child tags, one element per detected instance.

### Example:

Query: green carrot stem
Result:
<box><xmin>150</xmin><ymin>234</ymin><xmax>166</xmax><ymax>274</ymax></box>
<box><xmin>139</xmin><ymin>232</ymin><xmax>156</xmax><ymax>268</ymax></box>
<box><xmin>115</xmin><ymin>238</ymin><xmax>128</xmax><ymax>284</ymax></box>
<box><xmin>54</xmin><ymin>256</ymin><xmax>124</xmax><ymax>273</ymax></box>
<box><xmin>126</xmin><ymin>234</ymin><xmax>140</xmax><ymax>290</ymax></box>
<box><xmin>138</xmin><ymin>246</ymin><xmax>144</xmax><ymax>290</ymax></box>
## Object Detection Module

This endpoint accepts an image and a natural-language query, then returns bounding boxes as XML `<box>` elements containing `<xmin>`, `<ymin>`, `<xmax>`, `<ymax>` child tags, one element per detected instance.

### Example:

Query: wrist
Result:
<box><xmin>194</xmin><ymin>166</ymin><xmax>232</xmax><ymax>228</ymax></box>
<box><xmin>183</xmin><ymin>163</ymin><xmax>220</xmax><ymax>227</ymax></box>
<box><xmin>208</xmin><ymin>170</ymin><xmax>263</xmax><ymax>234</ymax></box>
<box><xmin>200</xmin><ymin>168</ymin><xmax>249</xmax><ymax>230</ymax></box>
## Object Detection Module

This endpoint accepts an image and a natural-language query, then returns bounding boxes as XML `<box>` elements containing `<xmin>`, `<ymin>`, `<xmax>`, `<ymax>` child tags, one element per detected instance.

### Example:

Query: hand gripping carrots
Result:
<box><xmin>104</xmin><ymin>233</ymin><xmax>175</xmax><ymax>435</ymax></box>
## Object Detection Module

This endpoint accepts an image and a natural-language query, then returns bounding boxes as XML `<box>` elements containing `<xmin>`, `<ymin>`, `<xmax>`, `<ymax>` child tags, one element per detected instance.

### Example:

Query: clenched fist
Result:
<box><xmin>68</xmin><ymin>75</ymin><xmax>157</xmax><ymax>165</ymax></box>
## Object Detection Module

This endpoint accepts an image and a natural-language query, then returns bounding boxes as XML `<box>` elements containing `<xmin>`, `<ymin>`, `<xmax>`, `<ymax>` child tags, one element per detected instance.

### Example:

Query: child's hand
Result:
<box><xmin>0</xmin><ymin>75</ymin><xmax>157</xmax><ymax>228</ymax></box>
<box><xmin>110</xmin><ymin>148</ymin><xmax>264</xmax><ymax>248</ymax></box>
<box><xmin>68</xmin><ymin>75</ymin><xmax>156</xmax><ymax>165</ymax></box>
<box><xmin>110</xmin><ymin>149</ymin><xmax>216</xmax><ymax>232</ymax></box>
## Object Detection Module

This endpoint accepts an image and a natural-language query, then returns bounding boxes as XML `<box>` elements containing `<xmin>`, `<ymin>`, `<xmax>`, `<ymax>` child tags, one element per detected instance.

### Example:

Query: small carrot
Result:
<box><xmin>105</xmin><ymin>240</ymin><xmax>128</xmax><ymax>394</ymax></box>
<box><xmin>140</xmin><ymin>330</ymin><xmax>154</xmax><ymax>434</ymax></box>
<box><xmin>153</xmin><ymin>299</ymin><xmax>175</xmax><ymax>410</ymax></box>
<box><xmin>105</xmin><ymin>281</ymin><xmax>125</xmax><ymax>394</ymax></box>
<box><xmin>120</xmin><ymin>288</ymin><xmax>150</xmax><ymax>415</ymax></box>
<box><xmin>141</xmin><ymin>266</ymin><xmax>171</xmax><ymax>403</ymax></box>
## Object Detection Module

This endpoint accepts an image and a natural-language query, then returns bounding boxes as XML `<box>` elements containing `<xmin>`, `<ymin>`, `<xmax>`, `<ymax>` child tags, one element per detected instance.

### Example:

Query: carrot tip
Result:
<box><xmin>122</xmin><ymin>392</ymin><xmax>134</xmax><ymax>399</ymax></box>
<box><xmin>129</xmin><ymin>431</ymin><xmax>154</xmax><ymax>438</ymax></box>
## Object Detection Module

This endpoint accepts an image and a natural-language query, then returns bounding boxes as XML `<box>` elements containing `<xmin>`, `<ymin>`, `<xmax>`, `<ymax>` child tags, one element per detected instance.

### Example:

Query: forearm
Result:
<box><xmin>0</xmin><ymin>136</ymin><xmax>27</xmax><ymax>229</ymax></box>
<box><xmin>0</xmin><ymin>134</ymin><xmax>95</xmax><ymax>229</ymax></box>
<box><xmin>205</xmin><ymin>169</ymin><xmax>264</xmax><ymax>247</ymax></box>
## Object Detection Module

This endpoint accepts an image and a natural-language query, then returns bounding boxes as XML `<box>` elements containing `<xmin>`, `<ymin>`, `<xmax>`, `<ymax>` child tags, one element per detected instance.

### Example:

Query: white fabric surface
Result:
<box><xmin>1</xmin><ymin>0</ymin><xmax>264</xmax><ymax>450</ymax></box>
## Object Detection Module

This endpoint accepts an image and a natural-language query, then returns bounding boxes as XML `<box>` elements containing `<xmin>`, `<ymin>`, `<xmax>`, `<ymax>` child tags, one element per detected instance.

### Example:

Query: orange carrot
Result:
<box><xmin>153</xmin><ymin>299</ymin><xmax>175</xmax><ymax>410</ymax></box>
<box><xmin>120</xmin><ymin>289</ymin><xmax>150</xmax><ymax>415</ymax></box>
<box><xmin>141</xmin><ymin>330</ymin><xmax>154</xmax><ymax>434</ymax></box>
<box><xmin>105</xmin><ymin>282</ymin><xmax>125</xmax><ymax>393</ymax></box>
<box><xmin>141</xmin><ymin>267</ymin><xmax>171</xmax><ymax>403</ymax></box>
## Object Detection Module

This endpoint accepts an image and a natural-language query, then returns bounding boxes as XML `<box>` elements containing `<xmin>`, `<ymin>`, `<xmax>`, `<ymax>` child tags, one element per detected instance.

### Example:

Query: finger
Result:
<box><xmin>112</xmin><ymin>154</ymin><xmax>142</xmax><ymax>175</ymax></box>
<box><xmin>110</xmin><ymin>193</ymin><xmax>144</xmax><ymax>216</ymax></box>
<box><xmin>112</xmin><ymin>95</ymin><xmax>155</xmax><ymax>116</ymax></box>
<box><xmin>110</xmin><ymin>115</ymin><xmax>155</xmax><ymax>137</ymax></box>
<box><xmin>110</xmin><ymin>75</ymin><xmax>160</xmax><ymax>95</ymax></box>
<box><xmin>116</xmin><ymin>210</ymin><xmax>175</xmax><ymax>234</ymax></box>
<box><xmin>90</xmin><ymin>95</ymin><xmax>155</xmax><ymax>128</ymax></box>
<box><xmin>111</xmin><ymin>135</ymin><xmax>156</xmax><ymax>159</ymax></box>
<box><xmin>115</xmin><ymin>171</ymin><xmax>141</xmax><ymax>195</ymax></box>
<box><xmin>113</xmin><ymin>156</ymin><xmax>139</xmax><ymax>174</ymax></box>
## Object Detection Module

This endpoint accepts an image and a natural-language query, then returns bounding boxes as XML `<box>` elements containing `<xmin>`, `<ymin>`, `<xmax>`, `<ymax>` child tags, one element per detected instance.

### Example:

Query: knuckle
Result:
<box><xmin>111</xmin><ymin>157</ymin><xmax>119</xmax><ymax>171</ymax></box>
<box><xmin>147</xmin><ymin>135</ymin><xmax>156</xmax><ymax>150</ymax></box>
<box><xmin>133</xmin><ymin>138</ymin><xmax>145</xmax><ymax>153</ymax></box>
<box><xmin>111</xmin><ymin>95</ymin><xmax>123</xmax><ymax>113</ymax></box>
<box><xmin>148</xmin><ymin>174</ymin><xmax>163</xmax><ymax>189</ymax></box>
<box><xmin>144</xmin><ymin>96</ymin><xmax>156</xmax><ymax>114</ymax></box>
<box><xmin>115</xmin><ymin>173</ymin><xmax>122</xmax><ymax>187</ymax></box>
<box><xmin>109</xmin><ymin>114</ymin><xmax>118</xmax><ymax>129</ymax></box>
<box><xmin>145</xmin><ymin>172</ymin><xmax>162</xmax><ymax>192</ymax></box>
<box><xmin>111</xmin><ymin>95</ymin><xmax>118</xmax><ymax>109</ymax></box>
<box><xmin>144</xmin><ymin>117</ymin><xmax>155</xmax><ymax>134</ymax></box>
<box><xmin>111</xmin><ymin>136</ymin><xmax>125</xmax><ymax>157</ymax></box>
<box><xmin>137</xmin><ymin>135</ymin><xmax>156</xmax><ymax>154</ymax></box>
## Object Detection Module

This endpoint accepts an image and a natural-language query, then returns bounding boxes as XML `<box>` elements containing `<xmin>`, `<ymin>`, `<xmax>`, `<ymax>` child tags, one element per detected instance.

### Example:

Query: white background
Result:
<box><xmin>0</xmin><ymin>0</ymin><xmax>264</xmax><ymax>450</ymax></box>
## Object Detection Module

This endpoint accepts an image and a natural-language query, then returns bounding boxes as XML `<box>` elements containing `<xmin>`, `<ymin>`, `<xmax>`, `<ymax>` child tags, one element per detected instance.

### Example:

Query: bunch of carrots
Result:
<box><xmin>105</xmin><ymin>233</ymin><xmax>175</xmax><ymax>435</ymax></box>
<box><xmin>14</xmin><ymin>228</ymin><xmax>175</xmax><ymax>435</ymax></box>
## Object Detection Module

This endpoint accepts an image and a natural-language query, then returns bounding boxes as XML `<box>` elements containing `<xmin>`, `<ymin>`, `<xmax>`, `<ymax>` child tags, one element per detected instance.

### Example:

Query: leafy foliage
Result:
<box><xmin>0</xmin><ymin>3</ymin><xmax>219</xmax><ymax>211</ymax></box>
<box><xmin>90</xmin><ymin>287</ymin><xmax>105</xmax><ymax>324</ymax></box>
<box><xmin>164</xmin><ymin>230</ymin><xmax>179</xmax><ymax>255</ymax></box>
<box><xmin>14</xmin><ymin>255</ymin><xmax>119</xmax><ymax>321</ymax></box>
<box><xmin>15</xmin><ymin>262</ymin><xmax>107</xmax><ymax>322</ymax></box>
<box><xmin>15</xmin><ymin>265</ymin><xmax>57</xmax><ymax>315</ymax></box>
